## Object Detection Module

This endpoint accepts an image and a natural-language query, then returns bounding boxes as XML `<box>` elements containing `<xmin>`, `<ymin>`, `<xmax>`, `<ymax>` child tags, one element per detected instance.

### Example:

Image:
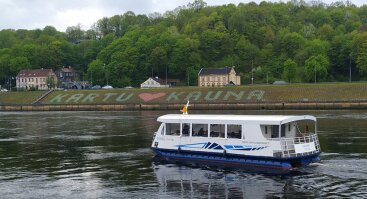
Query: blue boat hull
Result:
<box><xmin>152</xmin><ymin>148</ymin><xmax>321</xmax><ymax>171</ymax></box>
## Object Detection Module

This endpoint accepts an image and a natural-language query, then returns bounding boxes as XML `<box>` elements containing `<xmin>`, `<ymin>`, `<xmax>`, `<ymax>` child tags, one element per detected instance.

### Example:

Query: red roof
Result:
<box><xmin>17</xmin><ymin>69</ymin><xmax>54</xmax><ymax>78</ymax></box>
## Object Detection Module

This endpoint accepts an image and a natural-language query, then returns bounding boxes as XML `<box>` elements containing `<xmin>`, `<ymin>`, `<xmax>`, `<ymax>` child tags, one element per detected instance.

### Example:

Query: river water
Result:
<box><xmin>0</xmin><ymin>110</ymin><xmax>366</xmax><ymax>198</ymax></box>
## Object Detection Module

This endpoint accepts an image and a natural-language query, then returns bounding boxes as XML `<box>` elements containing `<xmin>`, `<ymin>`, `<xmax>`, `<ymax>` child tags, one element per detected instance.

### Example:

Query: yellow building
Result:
<box><xmin>16</xmin><ymin>69</ymin><xmax>57</xmax><ymax>90</ymax></box>
<box><xmin>198</xmin><ymin>67</ymin><xmax>241</xmax><ymax>87</ymax></box>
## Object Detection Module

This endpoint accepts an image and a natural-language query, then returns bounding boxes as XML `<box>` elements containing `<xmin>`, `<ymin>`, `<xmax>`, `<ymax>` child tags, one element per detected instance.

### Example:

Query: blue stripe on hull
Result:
<box><xmin>152</xmin><ymin>148</ymin><xmax>320</xmax><ymax>171</ymax></box>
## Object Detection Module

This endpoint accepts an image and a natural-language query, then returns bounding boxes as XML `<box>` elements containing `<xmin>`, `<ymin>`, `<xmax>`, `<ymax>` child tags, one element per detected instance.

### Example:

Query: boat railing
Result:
<box><xmin>269</xmin><ymin>133</ymin><xmax>321</xmax><ymax>158</ymax></box>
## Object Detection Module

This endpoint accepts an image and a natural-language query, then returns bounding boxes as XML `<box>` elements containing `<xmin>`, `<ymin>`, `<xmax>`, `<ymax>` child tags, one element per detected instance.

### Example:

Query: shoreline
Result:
<box><xmin>1</xmin><ymin>101</ymin><xmax>367</xmax><ymax>111</ymax></box>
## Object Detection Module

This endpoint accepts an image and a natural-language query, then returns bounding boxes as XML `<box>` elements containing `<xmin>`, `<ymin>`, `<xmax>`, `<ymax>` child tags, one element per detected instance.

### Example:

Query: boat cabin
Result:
<box><xmin>152</xmin><ymin>114</ymin><xmax>321</xmax><ymax>169</ymax></box>
<box><xmin>156</xmin><ymin>114</ymin><xmax>316</xmax><ymax>141</ymax></box>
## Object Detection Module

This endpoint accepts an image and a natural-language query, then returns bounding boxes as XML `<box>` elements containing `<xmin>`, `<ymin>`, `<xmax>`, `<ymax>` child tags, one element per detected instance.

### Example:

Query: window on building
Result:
<box><xmin>166</xmin><ymin>123</ymin><xmax>180</xmax><ymax>136</ymax></box>
<box><xmin>210</xmin><ymin>124</ymin><xmax>225</xmax><ymax>138</ymax></box>
<box><xmin>227</xmin><ymin>124</ymin><xmax>242</xmax><ymax>139</ymax></box>
<box><xmin>192</xmin><ymin>123</ymin><xmax>208</xmax><ymax>137</ymax></box>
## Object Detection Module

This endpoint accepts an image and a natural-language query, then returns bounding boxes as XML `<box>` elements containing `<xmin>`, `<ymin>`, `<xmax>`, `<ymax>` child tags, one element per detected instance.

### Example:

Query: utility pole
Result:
<box><xmin>349</xmin><ymin>54</ymin><xmax>352</xmax><ymax>83</ymax></box>
<box><xmin>187</xmin><ymin>71</ymin><xmax>190</xmax><ymax>86</ymax></box>
<box><xmin>251</xmin><ymin>60</ymin><xmax>254</xmax><ymax>85</ymax></box>
<box><xmin>314</xmin><ymin>65</ymin><xmax>317</xmax><ymax>84</ymax></box>
<box><xmin>103</xmin><ymin>63</ymin><xmax>108</xmax><ymax>86</ymax></box>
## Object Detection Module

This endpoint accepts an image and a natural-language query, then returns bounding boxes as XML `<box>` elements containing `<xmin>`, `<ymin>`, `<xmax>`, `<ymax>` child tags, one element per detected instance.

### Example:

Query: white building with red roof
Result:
<box><xmin>16</xmin><ymin>69</ymin><xmax>57</xmax><ymax>90</ymax></box>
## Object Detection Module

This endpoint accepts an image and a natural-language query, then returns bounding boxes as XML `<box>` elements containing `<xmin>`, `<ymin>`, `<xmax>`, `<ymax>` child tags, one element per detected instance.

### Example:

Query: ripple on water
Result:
<box><xmin>290</xmin><ymin>157</ymin><xmax>367</xmax><ymax>198</ymax></box>
<box><xmin>1</xmin><ymin>110</ymin><xmax>367</xmax><ymax>198</ymax></box>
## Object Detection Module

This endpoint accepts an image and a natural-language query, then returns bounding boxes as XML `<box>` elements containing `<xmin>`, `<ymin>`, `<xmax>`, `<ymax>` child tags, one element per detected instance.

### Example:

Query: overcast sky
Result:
<box><xmin>0</xmin><ymin>0</ymin><xmax>365</xmax><ymax>32</ymax></box>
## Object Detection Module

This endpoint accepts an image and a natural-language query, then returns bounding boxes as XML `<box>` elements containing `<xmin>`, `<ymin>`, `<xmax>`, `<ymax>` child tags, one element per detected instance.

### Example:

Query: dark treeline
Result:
<box><xmin>1</xmin><ymin>0</ymin><xmax>367</xmax><ymax>88</ymax></box>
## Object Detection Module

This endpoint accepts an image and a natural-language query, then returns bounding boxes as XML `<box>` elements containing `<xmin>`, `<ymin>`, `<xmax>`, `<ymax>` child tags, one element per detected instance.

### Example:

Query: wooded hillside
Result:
<box><xmin>1</xmin><ymin>0</ymin><xmax>367</xmax><ymax>87</ymax></box>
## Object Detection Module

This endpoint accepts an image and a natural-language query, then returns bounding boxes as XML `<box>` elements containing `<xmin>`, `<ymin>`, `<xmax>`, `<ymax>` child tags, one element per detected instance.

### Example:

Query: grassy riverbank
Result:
<box><xmin>1</xmin><ymin>83</ymin><xmax>367</xmax><ymax>105</ymax></box>
<box><xmin>0</xmin><ymin>91</ymin><xmax>44</xmax><ymax>105</ymax></box>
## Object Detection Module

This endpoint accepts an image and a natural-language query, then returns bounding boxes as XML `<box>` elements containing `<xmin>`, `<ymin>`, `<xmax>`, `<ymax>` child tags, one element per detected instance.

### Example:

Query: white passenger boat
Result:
<box><xmin>151</xmin><ymin>109</ymin><xmax>321</xmax><ymax>170</ymax></box>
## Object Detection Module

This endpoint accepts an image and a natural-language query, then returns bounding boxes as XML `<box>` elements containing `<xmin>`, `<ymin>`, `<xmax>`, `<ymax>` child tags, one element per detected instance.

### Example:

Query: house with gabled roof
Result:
<box><xmin>16</xmin><ymin>68</ymin><xmax>57</xmax><ymax>90</ymax></box>
<box><xmin>140</xmin><ymin>77</ymin><xmax>169</xmax><ymax>88</ymax></box>
<box><xmin>55</xmin><ymin>66</ymin><xmax>82</xmax><ymax>89</ymax></box>
<box><xmin>198</xmin><ymin>66</ymin><xmax>241</xmax><ymax>87</ymax></box>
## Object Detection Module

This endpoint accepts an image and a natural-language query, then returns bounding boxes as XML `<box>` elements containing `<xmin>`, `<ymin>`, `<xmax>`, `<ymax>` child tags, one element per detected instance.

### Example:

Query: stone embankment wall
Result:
<box><xmin>1</xmin><ymin>101</ymin><xmax>367</xmax><ymax>111</ymax></box>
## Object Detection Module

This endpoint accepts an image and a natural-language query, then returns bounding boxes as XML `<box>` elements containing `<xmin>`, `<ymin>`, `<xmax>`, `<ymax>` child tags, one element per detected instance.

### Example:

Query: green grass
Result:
<box><xmin>0</xmin><ymin>91</ymin><xmax>45</xmax><ymax>105</ymax></box>
<box><xmin>2</xmin><ymin>83</ymin><xmax>367</xmax><ymax>105</ymax></box>
<box><xmin>43</xmin><ymin>83</ymin><xmax>367</xmax><ymax>104</ymax></box>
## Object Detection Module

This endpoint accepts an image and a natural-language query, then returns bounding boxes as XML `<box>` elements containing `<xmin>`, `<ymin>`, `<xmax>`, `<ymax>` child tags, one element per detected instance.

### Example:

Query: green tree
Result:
<box><xmin>305</xmin><ymin>55</ymin><xmax>330</xmax><ymax>82</ymax></box>
<box><xmin>46</xmin><ymin>76</ymin><xmax>56</xmax><ymax>89</ymax></box>
<box><xmin>188</xmin><ymin>0</ymin><xmax>207</xmax><ymax>12</ymax></box>
<box><xmin>282</xmin><ymin>59</ymin><xmax>298</xmax><ymax>83</ymax></box>
<box><xmin>0</xmin><ymin>30</ymin><xmax>16</xmax><ymax>49</ymax></box>
<box><xmin>66</xmin><ymin>24</ymin><xmax>84</xmax><ymax>43</ymax></box>
<box><xmin>9</xmin><ymin>57</ymin><xmax>30</xmax><ymax>74</ymax></box>
<box><xmin>356</xmin><ymin>41</ymin><xmax>367</xmax><ymax>76</ymax></box>
<box><xmin>87</xmin><ymin>59</ymin><xmax>105</xmax><ymax>86</ymax></box>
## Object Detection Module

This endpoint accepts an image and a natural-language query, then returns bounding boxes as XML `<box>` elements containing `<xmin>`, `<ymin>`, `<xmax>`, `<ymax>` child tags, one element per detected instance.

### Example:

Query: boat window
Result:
<box><xmin>160</xmin><ymin>124</ymin><xmax>165</xmax><ymax>135</ymax></box>
<box><xmin>166</xmin><ymin>123</ymin><xmax>180</xmax><ymax>136</ymax></box>
<box><xmin>227</xmin><ymin>124</ymin><xmax>242</xmax><ymax>139</ymax></box>
<box><xmin>182</xmin><ymin>123</ymin><xmax>190</xmax><ymax>137</ymax></box>
<box><xmin>261</xmin><ymin>125</ymin><xmax>271</xmax><ymax>139</ymax></box>
<box><xmin>210</xmin><ymin>124</ymin><xmax>225</xmax><ymax>138</ymax></box>
<box><xmin>192</xmin><ymin>124</ymin><xmax>208</xmax><ymax>137</ymax></box>
<box><xmin>281</xmin><ymin>124</ymin><xmax>286</xmax><ymax>137</ymax></box>
<box><xmin>271</xmin><ymin>125</ymin><xmax>279</xmax><ymax>138</ymax></box>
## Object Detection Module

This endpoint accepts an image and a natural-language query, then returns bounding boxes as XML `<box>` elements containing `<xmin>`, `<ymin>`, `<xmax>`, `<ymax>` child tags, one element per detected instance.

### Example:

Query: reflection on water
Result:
<box><xmin>153</xmin><ymin>161</ymin><xmax>290</xmax><ymax>199</ymax></box>
<box><xmin>0</xmin><ymin>110</ymin><xmax>366</xmax><ymax>198</ymax></box>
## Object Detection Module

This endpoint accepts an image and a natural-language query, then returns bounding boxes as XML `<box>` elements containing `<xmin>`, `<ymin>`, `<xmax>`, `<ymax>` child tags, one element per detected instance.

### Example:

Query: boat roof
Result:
<box><xmin>157</xmin><ymin>114</ymin><xmax>316</xmax><ymax>125</ymax></box>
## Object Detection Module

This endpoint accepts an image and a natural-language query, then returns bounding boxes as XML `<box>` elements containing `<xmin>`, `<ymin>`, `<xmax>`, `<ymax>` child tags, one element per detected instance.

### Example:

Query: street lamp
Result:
<box><xmin>251</xmin><ymin>60</ymin><xmax>254</xmax><ymax>85</ymax></box>
<box><xmin>90</xmin><ymin>70</ymin><xmax>93</xmax><ymax>87</ymax></box>
<box><xmin>314</xmin><ymin>65</ymin><xmax>317</xmax><ymax>84</ymax></box>
<box><xmin>103</xmin><ymin>63</ymin><xmax>109</xmax><ymax>86</ymax></box>
<box><xmin>165</xmin><ymin>63</ymin><xmax>169</xmax><ymax>87</ymax></box>
<box><xmin>349</xmin><ymin>54</ymin><xmax>352</xmax><ymax>83</ymax></box>
<box><xmin>187</xmin><ymin>70</ymin><xmax>190</xmax><ymax>86</ymax></box>
<box><xmin>8</xmin><ymin>77</ymin><xmax>14</xmax><ymax>91</ymax></box>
